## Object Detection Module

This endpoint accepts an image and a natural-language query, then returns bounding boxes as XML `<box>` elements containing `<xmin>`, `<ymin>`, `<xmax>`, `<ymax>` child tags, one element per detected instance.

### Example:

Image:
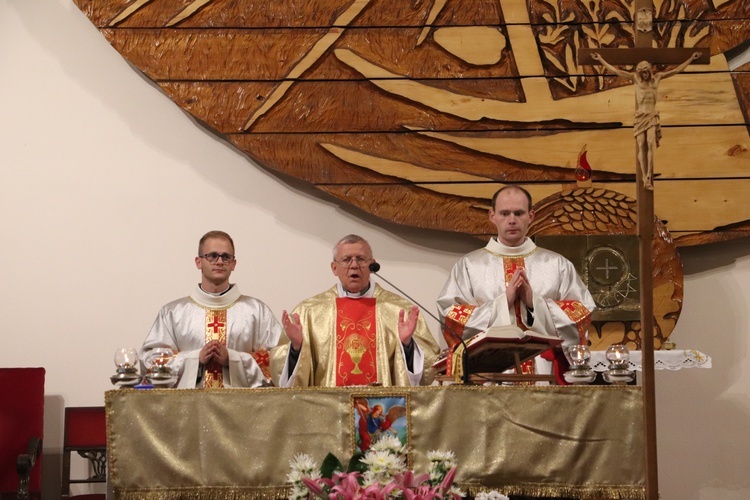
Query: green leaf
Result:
<box><xmin>320</xmin><ymin>453</ymin><xmax>343</xmax><ymax>479</ymax></box>
<box><xmin>347</xmin><ymin>451</ymin><xmax>368</xmax><ymax>474</ymax></box>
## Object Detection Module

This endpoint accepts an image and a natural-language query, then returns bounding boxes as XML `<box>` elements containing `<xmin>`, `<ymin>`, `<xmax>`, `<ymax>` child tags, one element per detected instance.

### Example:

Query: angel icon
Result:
<box><xmin>354</xmin><ymin>397</ymin><xmax>407</xmax><ymax>453</ymax></box>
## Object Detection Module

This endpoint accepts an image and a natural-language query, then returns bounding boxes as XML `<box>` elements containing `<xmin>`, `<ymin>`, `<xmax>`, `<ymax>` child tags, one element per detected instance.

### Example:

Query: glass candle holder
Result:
<box><xmin>566</xmin><ymin>344</ymin><xmax>591</xmax><ymax>367</ymax></box>
<box><xmin>114</xmin><ymin>348</ymin><xmax>138</xmax><ymax>369</ymax></box>
<box><xmin>111</xmin><ymin>348</ymin><xmax>140</xmax><ymax>387</ymax></box>
<box><xmin>563</xmin><ymin>345</ymin><xmax>595</xmax><ymax>384</ymax></box>
<box><xmin>603</xmin><ymin>344</ymin><xmax>635</xmax><ymax>384</ymax></box>
<box><xmin>146</xmin><ymin>348</ymin><xmax>177</xmax><ymax>387</ymax></box>
<box><xmin>605</xmin><ymin>344</ymin><xmax>629</xmax><ymax>368</ymax></box>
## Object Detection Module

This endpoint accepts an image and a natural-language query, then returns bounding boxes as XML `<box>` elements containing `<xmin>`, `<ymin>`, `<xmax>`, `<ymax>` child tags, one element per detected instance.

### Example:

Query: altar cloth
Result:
<box><xmin>106</xmin><ymin>385</ymin><xmax>645</xmax><ymax>499</ymax></box>
<box><xmin>589</xmin><ymin>349</ymin><xmax>712</xmax><ymax>372</ymax></box>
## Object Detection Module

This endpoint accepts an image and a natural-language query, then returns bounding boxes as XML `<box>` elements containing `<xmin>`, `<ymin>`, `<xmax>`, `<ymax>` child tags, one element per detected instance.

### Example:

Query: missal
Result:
<box><xmin>433</xmin><ymin>325</ymin><xmax>563</xmax><ymax>376</ymax></box>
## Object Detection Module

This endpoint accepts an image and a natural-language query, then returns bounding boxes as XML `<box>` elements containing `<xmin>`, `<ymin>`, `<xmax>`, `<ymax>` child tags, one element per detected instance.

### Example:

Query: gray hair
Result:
<box><xmin>332</xmin><ymin>234</ymin><xmax>371</xmax><ymax>261</ymax></box>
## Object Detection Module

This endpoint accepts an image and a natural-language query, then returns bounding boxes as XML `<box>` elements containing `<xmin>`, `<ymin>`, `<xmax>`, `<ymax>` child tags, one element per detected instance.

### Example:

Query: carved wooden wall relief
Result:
<box><xmin>74</xmin><ymin>0</ymin><xmax>750</xmax><ymax>344</ymax></box>
<box><xmin>74</xmin><ymin>0</ymin><xmax>750</xmax><ymax>244</ymax></box>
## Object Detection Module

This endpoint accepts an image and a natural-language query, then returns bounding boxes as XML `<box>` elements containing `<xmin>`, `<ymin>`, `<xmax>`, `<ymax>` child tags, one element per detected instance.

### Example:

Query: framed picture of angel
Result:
<box><xmin>351</xmin><ymin>395</ymin><xmax>410</xmax><ymax>455</ymax></box>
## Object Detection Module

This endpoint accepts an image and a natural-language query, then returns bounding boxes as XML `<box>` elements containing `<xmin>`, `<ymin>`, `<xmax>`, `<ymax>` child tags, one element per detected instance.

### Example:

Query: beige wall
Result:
<box><xmin>1</xmin><ymin>2</ymin><xmax>747</xmax><ymax>498</ymax></box>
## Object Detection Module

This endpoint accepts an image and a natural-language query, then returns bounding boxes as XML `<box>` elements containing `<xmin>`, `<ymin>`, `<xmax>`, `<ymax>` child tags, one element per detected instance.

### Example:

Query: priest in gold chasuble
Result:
<box><xmin>271</xmin><ymin>235</ymin><xmax>440</xmax><ymax>387</ymax></box>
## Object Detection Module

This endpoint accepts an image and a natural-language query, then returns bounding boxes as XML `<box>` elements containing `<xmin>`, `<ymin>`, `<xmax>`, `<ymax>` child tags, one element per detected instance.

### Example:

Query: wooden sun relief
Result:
<box><xmin>75</xmin><ymin>0</ymin><xmax>750</xmax><ymax>345</ymax></box>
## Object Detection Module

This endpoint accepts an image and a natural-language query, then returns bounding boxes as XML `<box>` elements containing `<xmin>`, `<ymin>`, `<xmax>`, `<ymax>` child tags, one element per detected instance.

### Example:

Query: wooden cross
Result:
<box><xmin>578</xmin><ymin>2</ymin><xmax>709</xmax><ymax>499</ymax></box>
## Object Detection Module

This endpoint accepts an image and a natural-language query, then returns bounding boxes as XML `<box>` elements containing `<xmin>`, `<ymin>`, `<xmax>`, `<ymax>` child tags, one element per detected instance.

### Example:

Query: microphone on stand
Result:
<box><xmin>368</xmin><ymin>262</ymin><xmax>472</xmax><ymax>385</ymax></box>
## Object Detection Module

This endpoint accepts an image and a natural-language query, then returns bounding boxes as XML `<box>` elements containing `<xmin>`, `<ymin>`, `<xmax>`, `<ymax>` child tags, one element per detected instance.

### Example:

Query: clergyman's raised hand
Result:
<box><xmin>282</xmin><ymin>310</ymin><xmax>303</xmax><ymax>350</ymax></box>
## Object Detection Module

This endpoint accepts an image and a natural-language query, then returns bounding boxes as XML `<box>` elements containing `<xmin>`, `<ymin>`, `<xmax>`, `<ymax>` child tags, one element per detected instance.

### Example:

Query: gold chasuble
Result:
<box><xmin>335</xmin><ymin>298</ymin><xmax>378</xmax><ymax>386</ymax></box>
<box><xmin>270</xmin><ymin>284</ymin><xmax>440</xmax><ymax>387</ymax></box>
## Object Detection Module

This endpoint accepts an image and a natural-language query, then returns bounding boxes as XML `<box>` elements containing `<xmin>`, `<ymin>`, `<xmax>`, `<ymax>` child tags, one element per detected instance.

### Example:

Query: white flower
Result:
<box><xmin>370</xmin><ymin>434</ymin><xmax>406</xmax><ymax>456</ymax></box>
<box><xmin>477</xmin><ymin>491</ymin><xmax>510</xmax><ymax>500</ymax></box>
<box><xmin>360</xmin><ymin>449</ymin><xmax>407</xmax><ymax>483</ymax></box>
<box><xmin>448</xmin><ymin>485</ymin><xmax>466</xmax><ymax>497</ymax></box>
<box><xmin>288</xmin><ymin>484</ymin><xmax>310</xmax><ymax>500</ymax></box>
<box><xmin>286</xmin><ymin>453</ymin><xmax>320</xmax><ymax>486</ymax></box>
<box><xmin>288</xmin><ymin>453</ymin><xmax>318</xmax><ymax>474</ymax></box>
<box><xmin>361</xmin><ymin>471</ymin><xmax>380</xmax><ymax>488</ymax></box>
<box><xmin>427</xmin><ymin>449</ymin><xmax>457</xmax><ymax>469</ymax></box>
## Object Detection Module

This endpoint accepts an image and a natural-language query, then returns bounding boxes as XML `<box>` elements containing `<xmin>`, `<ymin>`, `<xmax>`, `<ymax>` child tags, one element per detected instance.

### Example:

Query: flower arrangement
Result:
<box><xmin>287</xmin><ymin>435</ymin><xmax>465</xmax><ymax>500</ymax></box>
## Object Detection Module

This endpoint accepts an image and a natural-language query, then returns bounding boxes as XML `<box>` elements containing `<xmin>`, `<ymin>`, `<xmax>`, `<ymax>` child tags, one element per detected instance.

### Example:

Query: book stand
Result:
<box><xmin>434</xmin><ymin>339</ymin><xmax>560</xmax><ymax>385</ymax></box>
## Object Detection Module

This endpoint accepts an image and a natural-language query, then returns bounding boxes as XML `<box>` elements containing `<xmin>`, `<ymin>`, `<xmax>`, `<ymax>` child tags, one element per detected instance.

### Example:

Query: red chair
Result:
<box><xmin>0</xmin><ymin>367</ymin><xmax>45</xmax><ymax>500</ymax></box>
<box><xmin>61</xmin><ymin>407</ymin><xmax>106</xmax><ymax>499</ymax></box>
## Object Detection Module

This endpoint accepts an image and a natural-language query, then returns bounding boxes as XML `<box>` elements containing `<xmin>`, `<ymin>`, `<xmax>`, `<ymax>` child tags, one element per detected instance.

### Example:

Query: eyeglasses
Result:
<box><xmin>336</xmin><ymin>256</ymin><xmax>371</xmax><ymax>267</ymax></box>
<box><xmin>200</xmin><ymin>252</ymin><xmax>235</xmax><ymax>263</ymax></box>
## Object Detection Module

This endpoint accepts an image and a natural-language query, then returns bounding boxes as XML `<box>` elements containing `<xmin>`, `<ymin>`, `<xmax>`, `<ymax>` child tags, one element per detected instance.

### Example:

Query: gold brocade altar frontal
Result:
<box><xmin>105</xmin><ymin>386</ymin><xmax>645</xmax><ymax>499</ymax></box>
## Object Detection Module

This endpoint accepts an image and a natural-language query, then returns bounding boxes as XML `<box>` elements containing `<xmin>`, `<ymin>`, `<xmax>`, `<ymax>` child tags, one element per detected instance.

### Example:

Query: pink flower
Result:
<box><xmin>329</xmin><ymin>472</ymin><xmax>363</xmax><ymax>499</ymax></box>
<box><xmin>393</xmin><ymin>470</ymin><xmax>431</xmax><ymax>489</ymax></box>
<box><xmin>440</xmin><ymin>467</ymin><xmax>457</xmax><ymax>492</ymax></box>
<box><xmin>302</xmin><ymin>477</ymin><xmax>325</xmax><ymax>496</ymax></box>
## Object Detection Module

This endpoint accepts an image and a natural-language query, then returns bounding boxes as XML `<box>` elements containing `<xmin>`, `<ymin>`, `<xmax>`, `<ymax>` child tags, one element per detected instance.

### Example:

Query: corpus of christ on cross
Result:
<box><xmin>578</xmin><ymin>1</ymin><xmax>710</xmax><ymax>498</ymax></box>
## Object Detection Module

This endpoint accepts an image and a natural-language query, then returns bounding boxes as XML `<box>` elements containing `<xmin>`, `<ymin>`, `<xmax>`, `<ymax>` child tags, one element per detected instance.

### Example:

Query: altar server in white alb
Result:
<box><xmin>141</xmin><ymin>231</ymin><xmax>282</xmax><ymax>388</ymax></box>
<box><xmin>437</xmin><ymin>186</ymin><xmax>596</xmax><ymax>380</ymax></box>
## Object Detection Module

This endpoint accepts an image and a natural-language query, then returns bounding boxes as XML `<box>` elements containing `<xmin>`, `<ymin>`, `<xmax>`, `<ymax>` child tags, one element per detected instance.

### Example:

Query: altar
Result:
<box><xmin>106</xmin><ymin>385</ymin><xmax>645</xmax><ymax>499</ymax></box>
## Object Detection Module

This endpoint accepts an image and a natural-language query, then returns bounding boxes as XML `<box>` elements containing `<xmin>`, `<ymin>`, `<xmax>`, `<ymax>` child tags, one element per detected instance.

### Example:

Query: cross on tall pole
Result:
<box><xmin>578</xmin><ymin>1</ymin><xmax>709</xmax><ymax>499</ymax></box>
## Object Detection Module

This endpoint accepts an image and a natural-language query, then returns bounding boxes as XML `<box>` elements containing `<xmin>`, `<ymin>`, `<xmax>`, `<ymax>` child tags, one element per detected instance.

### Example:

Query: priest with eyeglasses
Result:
<box><xmin>140</xmin><ymin>230</ymin><xmax>282</xmax><ymax>388</ymax></box>
<box><xmin>270</xmin><ymin>234</ymin><xmax>440</xmax><ymax>387</ymax></box>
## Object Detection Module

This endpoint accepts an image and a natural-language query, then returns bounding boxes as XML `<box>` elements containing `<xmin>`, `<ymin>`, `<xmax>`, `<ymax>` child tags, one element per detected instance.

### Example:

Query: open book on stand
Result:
<box><xmin>433</xmin><ymin>325</ymin><xmax>563</xmax><ymax>381</ymax></box>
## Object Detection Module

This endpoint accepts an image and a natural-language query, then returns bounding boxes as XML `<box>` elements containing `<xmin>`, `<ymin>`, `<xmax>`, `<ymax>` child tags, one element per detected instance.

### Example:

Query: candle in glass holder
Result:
<box><xmin>605</xmin><ymin>345</ymin><xmax>629</xmax><ymax>367</ymax></box>
<box><xmin>111</xmin><ymin>348</ymin><xmax>140</xmax><ymax>387</ymax></box>
<box><xmin>567</xmin><ymin>344</ymin><xmax>591</xmax><ymax>367</ymax></box>
<box><xmin>147</xmin><ymin>348</ymin><xmax>174</xmax><ymax>369</ymax></box>
<box><xmin>114</xmin><ymin>348</ymin><xmax>138</xmax><ymax>369</ymax></box>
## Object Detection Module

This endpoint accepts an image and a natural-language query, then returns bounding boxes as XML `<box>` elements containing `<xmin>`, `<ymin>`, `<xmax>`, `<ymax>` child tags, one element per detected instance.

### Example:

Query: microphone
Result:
<box><xmin>368</xmin><ymin>262</ymin><xmax>472</xmax><ymax>385</ymax></box>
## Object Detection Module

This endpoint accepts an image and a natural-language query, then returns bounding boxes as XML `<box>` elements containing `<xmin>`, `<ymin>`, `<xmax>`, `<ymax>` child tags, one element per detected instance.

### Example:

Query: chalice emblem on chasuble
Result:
<box><xmin>345</xmin><ymin>334</ymin><xmax>368</xmax><ymax>375</ymax></box>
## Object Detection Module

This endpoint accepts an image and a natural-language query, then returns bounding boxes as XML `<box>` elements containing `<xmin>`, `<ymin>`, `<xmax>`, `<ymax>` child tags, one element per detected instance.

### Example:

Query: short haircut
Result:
<box><xmin>491</xmin><ymin>186</ymin><xmax>533</xmax><ymax>212</ymax></box>
<box><xmin>332</xmin><ymin>234</ymin><xmax>372</xmax><ymax>261</ymax></box>
<box><xmin>198</xmin><ymin>230</ymin><xmax>235</xmax><ymax>255</ymax></box>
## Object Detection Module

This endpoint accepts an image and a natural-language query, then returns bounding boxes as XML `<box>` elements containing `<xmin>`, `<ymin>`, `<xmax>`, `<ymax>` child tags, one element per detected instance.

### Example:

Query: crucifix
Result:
<box><xmin>578</xmin><ymin>1</ymin><xmax>710</xmax><ymax>498</ymax></box>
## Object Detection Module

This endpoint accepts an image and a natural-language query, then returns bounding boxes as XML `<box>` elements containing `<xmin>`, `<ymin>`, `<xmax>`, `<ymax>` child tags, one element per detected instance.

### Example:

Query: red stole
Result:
<box><xmin>443</xmin><ymin>303</ymin><xmax>475</xmax><ymax>377</ymax></box>
<box><xmin>543</xmin><ymin>299</ymin><xmax>593</xmax><ymax>385</ymax></box>
<box><xmin>335</xmin><ymin>297</ymin><xmax>378</xmax><ymax>386</ymax></box>
<box><xmin>204</xmin><ymin>309</ymin><xmax>227</xmax><ymax>388</ymax></box>
<box><xmin>503</xmin><ymin>257</ymin><xmax>536</xmax><ymax>377</ymax></box>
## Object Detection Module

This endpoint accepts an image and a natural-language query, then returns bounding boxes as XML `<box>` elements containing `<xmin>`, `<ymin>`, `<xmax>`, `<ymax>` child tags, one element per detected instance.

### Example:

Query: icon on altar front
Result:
<box><xmin>352</xmin><ymin>395</ymin><xmax>410</xmax><ymax>455</ymax></box>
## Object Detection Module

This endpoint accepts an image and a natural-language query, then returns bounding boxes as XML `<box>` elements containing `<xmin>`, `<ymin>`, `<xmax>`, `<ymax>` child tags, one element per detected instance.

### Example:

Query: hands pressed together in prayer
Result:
<box><xmin>199</xmin><ymin>340</ymin><xmax>229</xmax><ymax>366</ymax></box>
<box><xmin>507</xmin><ymin>268</ymin><xmax>533</xmax><ymax>310</ymax></box>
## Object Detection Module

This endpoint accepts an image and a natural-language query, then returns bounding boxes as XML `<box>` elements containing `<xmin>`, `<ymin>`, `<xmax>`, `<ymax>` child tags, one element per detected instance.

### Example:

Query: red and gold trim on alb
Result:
<box><xmin>204</xmin><ymin>308</ymin><xmax>227</xmax><ymax>388</ymax></box>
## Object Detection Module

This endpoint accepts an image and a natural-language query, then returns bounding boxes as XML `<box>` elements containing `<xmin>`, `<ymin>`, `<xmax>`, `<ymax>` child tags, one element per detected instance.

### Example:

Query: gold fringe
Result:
<box><xmin>463</xmin><ymin>483</ymin><xmax>645</xmax><ymax>499</ymax></box>
<box><xmin>117</xmin><ymin>485</ymin><xmax>291</xmax><ymax>500</ymax></box>
<box><xmin>117</xmin><ymin>484</ymin><xmax>644</xmax><ymax>500</ymax></box>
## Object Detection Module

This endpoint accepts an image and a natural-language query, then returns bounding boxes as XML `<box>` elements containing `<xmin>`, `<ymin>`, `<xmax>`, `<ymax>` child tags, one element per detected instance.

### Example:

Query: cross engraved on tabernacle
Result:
<box><xmin>596</xmin><ymin>258</ymin><xmax>620</xmax><ymax>280</ymax></box>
